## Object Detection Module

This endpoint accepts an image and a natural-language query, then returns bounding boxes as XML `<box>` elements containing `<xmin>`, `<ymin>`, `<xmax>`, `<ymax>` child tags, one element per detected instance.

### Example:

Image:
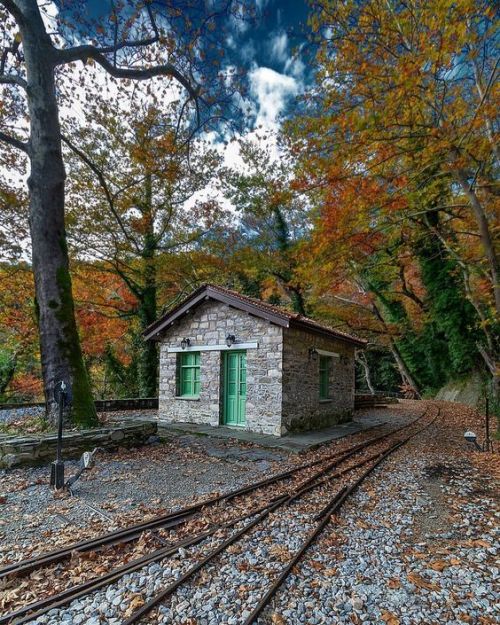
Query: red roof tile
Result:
<box><xmin>144</xmin><ymin>283</ymin><xmax>366</xmax><ymax>347</ymax></box>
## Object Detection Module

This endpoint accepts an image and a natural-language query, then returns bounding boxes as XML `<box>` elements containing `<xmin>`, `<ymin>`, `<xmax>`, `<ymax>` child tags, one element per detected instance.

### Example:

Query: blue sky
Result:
<box><xmin>57</xmin><ymin>0</ymin><xmax>311</xmax><ymax>132</ymax></box>
<box><xmin>76</xmin><ymin>1</ymin><xmax>310</xmax><ymax>74</ymax></box>
<box><xmin>227</xmin><ymin>1</ymin><xmax>310</xmax><ymax>74</ymax></box>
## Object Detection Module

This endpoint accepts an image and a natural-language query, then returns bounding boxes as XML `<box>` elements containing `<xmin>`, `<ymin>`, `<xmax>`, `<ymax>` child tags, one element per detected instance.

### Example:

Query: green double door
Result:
<box><xmin>222</xmin><ymin>350</ymin><xmax>247</xmax><ymax>426</ymax></box>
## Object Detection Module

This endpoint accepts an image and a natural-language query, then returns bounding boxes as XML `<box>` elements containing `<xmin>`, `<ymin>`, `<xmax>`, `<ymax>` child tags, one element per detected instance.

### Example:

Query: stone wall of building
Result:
<box><xmin>158</xmin><ymin>300</ymin><xmax>283</xmax><ymax>435</ymax></box>
<box><xmin>281</xmin><ymin>327</ymin><xmax>356</xmax><ymax>433</ymax></box>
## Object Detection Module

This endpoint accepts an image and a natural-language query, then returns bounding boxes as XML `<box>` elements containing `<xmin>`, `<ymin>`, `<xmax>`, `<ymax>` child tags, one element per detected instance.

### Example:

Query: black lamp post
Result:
<box><xmin>180</xmin><ymin>338</ymin><xmax>191</xmax><ymax>349</ymax></box>
<box><xmin>50</xmin><ymin>380</ymin><xmax>66</xmax><ymax>490</ymax></box>
<box><xmin>225</xmin><ymin>334</ymin><xmax>236</xmax><ymax>347</ymax></box>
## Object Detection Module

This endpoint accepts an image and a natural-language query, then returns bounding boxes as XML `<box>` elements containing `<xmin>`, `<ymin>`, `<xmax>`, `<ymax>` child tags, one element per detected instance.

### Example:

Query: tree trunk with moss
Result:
<box><xmin>20</xmin><ymin>3</ymin><xmax>97</xmax><ymax>426</ymax></box>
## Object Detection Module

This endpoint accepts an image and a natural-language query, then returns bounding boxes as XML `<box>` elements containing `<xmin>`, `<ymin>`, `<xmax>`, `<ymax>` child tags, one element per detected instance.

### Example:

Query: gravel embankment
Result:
<box><xmin>2</xmin><ymin>402</ymin><xmax>496</xmax><ymax>625</ymax></box>
<box><xmin>0</xmin><ymin>405</ymin><xmax>45</xmax><ymax>425</ymax></box>
<box><xmin>265</xmin><ymin>428</ymin><xmax>499</xmax><ymax>624</ymax></box>
<box><xmin>0</xmin><ymin>436</ymin><xmax>285</xmax><ymax>566</ymax></box>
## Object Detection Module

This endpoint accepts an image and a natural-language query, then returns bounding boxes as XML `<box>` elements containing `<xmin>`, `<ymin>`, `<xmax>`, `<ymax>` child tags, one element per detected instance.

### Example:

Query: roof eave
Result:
<box><xmin>143</xmin><ymin>285</ymin><xmax>290</xmax><ymax>341</ymax></box>
<box><xmin>289</xmin><ymin>318</ymin><xmax>366</xmax><ymax>348</ymax></box>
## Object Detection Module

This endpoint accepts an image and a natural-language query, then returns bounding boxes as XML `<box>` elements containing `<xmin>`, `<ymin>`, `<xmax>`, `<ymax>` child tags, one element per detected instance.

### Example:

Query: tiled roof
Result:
<box><xmin>144</xmin><ymin>283</ymin><xmax>366</xmax><ymax>347</ymax></box>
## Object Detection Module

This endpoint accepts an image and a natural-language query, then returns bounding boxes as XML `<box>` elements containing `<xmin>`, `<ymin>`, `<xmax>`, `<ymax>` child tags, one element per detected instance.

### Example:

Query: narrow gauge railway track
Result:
<box><xmin>122</xmin><ymin>406</ymin><xmax>440</xmax><ymax>625</ymax></box>
<box><xmin>0</xmin><ymin>409</ymin><xmax>425</xmax><ymax>579</ymax></box>
<box><xmin>0</xmin><ymin>407</ymin><xmax>435</xmax><ymax>625</ymax></box>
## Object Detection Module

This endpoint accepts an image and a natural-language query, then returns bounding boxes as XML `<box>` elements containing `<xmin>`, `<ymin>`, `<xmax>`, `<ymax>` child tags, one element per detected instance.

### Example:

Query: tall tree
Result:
<box><xmin>0</xmin><ymin>0</ymin><xmax>247</xmax><ymax>423</ymax></box>
<box><xmin>223</xmin><ymin>140</ymin><xmax>310</xmax><ymax>313</ymax></box>
<box><xmin>64</xmin><ymin>101</ymin><xmax>225</xmax><ymax>397</ymax></box>
<box><xmin>290</xmin><ymin>0</ymin><xmax>499</xmax><ymax>393</ymax></box>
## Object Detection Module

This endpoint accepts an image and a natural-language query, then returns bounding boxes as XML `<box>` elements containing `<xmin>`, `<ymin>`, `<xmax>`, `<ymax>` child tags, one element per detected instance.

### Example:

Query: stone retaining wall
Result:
<box><xmin>0</xmin><ymin>421</ymin><xmax>157</xmax><ymax>469</ymax></box>
<box><xmin>0</xmin><ymin>397</ymin><xmax>159</xmax><ymax>413</ymax></box>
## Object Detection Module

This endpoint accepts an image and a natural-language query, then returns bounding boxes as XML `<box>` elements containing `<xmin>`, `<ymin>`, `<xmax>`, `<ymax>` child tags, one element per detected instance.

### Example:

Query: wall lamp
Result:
<box><xmin>180</xmin><ymin>338</ymin><xmax>191</xmax><ymax>350</ymax></box>
<box><xmin>308</xmin><ymin>347</ymin><xmax>318</xmax><ymax>361</ymax></box>
<box><xmin>225</xmin><ymin>334</ymin><xmax>236</xmax><ymax>347</ymax></box>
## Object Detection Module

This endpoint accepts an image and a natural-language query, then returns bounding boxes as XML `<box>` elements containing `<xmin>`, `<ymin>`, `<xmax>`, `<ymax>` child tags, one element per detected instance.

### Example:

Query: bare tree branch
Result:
<box><xmin>0</xmin><ymin>0</ymin><xmax>25</xmax><ymax>23</ymax></box>
<box><xmin>61</xmin><ymin>134</ymin><xmax>141</xmax><ymax>254</ymax></box>
<box><xmin>0</xmin><ymin>74</ymin><xmax>27</xmax><ymax>88</ymax></box>
<box><xmin>55</xmin><ymin>45</ymin><xmax>200</xmax><ymax>100</ymax></box>
<box><xmin>0</xmin><ymin>129</ymin><xmax>28</xmax><ymax>152</ymax></box>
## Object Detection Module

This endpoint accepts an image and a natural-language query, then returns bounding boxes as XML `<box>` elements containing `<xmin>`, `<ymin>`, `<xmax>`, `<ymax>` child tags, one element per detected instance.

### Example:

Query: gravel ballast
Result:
<box><xmin>0</xmin><ymin>402</ymin><xmax>497</xmax><ymax>625</ymax></box>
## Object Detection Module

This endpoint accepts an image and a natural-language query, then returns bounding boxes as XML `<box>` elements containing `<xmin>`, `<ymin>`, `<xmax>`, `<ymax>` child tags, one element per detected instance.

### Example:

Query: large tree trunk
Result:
<box><xmin>138</xmin><ymin>173</ymin><xmax>158</xmax><ymax>396</ymax></box>
<box><xmin>452</xmin><ymin>164</ymin><xmax>500</xmax><ymax>315</ymax></box>
<box><xmin>356</xmin><ymin>351</ymin><xmax>375</xmax><ymax>394</ymax></box>
<box><xmin>18</xmin><ymin>0</ymin><xmax>97</xmax><ymax>425</ymax></box>
<box><xmin>390</xmin><ymin>342</ymin><xmax>421</xmax><ymax>398</ymax></box>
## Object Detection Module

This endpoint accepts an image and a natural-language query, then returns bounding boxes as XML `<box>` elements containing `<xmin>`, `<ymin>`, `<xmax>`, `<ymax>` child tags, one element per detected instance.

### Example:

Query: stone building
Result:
<box><xmin>144</xmin><ymin>284</ymin><xmax>365</xmax><ymax>437</ymax></box>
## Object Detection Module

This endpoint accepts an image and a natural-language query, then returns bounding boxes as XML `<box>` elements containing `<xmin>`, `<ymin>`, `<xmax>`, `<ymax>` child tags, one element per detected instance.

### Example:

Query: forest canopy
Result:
<box><xmin>0</xmin><ymin>0</ymin><xmax>498</xmax><ymax>420</ymax></box>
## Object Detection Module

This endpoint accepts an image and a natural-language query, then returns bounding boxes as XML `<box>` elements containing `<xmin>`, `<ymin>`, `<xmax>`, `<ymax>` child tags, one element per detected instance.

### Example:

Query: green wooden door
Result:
<box><xmin>223</xmin><ymin>350</ymin><xmax>247</xmax><ymax>426</ymax></box>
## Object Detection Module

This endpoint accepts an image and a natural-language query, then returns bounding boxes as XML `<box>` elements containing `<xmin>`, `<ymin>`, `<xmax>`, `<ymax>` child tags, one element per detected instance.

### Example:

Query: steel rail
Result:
<box><xmin>122</xmin><ymin>408</ymin><xmax>438</xmax><ymax>625</ymax></box>
<box><xmin>0</xmin><ymin>410</ymin><xmax>427</xmax><ymax>580</ymax></box>
<box><xmin>1</xmin><ymin>495</ymin><xmax>288</xmax><ymax>625</ymax></box>
<box><xmin>120</xmin><ymin>495</ymin><xmax>290</xmax><ymax>625</ymax></box>
<box><xmin>0</xmin><ymin>441</ymin><xmax>374</xmax><ymax>579</ymax></box>
<box><xmin>242</xmin><ymin>407</ymin><xmax>440</xmax><ymax>625</ymax></box>
<box><xmin>2</xmin><ymin>427</ymin><xmax>403</xmax><ymax>624</ymax></box>
<box><xmin>1</xmin><ymin>408</ymin><xmax>433</xmax><ymax>625</ymax></box>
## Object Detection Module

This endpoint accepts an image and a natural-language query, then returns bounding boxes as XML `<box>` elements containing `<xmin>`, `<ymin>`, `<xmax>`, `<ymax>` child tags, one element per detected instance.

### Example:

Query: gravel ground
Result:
<box><xmin>0</xmin><ymin>405</ymin><xmax>45</xmax><ymax>425</ymax></box>
<box><xmin>0</xmin><ymin>436</ymin><xmax>286</xmax><ymax>565</ymax></box>
<box><xmin>1</xmin><ymin>402</ymin><xmax>497</xmax><ymax>625</ymax></box>
<box><xmin>263</xmin><ymin>422</ymin><xmax>499</xmax><ymax>625</ymax></box>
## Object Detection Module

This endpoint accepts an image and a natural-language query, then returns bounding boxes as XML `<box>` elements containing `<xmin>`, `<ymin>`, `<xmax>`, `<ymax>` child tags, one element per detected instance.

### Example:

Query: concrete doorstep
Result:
<box><xmin>158</xmin><ymin>413</ymin><xmax>390</xmax><ymax>453</ymax></box>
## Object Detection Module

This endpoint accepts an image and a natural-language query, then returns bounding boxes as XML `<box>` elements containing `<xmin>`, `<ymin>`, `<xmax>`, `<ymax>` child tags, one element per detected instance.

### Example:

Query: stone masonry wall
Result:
<box><xmin>158</xmin><ymin>300</ymin><xmax>283</xmax><ymax>436</ymax></box>
<box><xmin>281</xmin><ymin>327</ymin><xmax>356</xmax><ymax>433</ymax></box>
<box><xmin>0</xmin><ymin>421</ymin><xmax>156</xmax><ymax>469</ymax></box>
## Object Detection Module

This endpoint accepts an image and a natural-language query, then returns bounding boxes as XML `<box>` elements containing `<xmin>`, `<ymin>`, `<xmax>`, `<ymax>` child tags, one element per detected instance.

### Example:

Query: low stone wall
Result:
<box><xmin>0</xmin><ymin>421</ymin><xmax>157</xmax><ymax>469</ymax></box>
<box><xmin>0</xmin><ymin>397</ymin><xmax>159</xmax><ymax>414</ymax></box>
<box><xmin>95</xmin><ymin>397</ymin><xmax>159</xmax><ymax>411</ymax></box>
<box><xmin>434</xmin><ymin>370</ymin><xmax>485</xmax><ymax>409</ymax></box>
<box><xmin>354</xmin><ymin>394</ymin><xmax>399</xmax><ymax>409</ymax></box>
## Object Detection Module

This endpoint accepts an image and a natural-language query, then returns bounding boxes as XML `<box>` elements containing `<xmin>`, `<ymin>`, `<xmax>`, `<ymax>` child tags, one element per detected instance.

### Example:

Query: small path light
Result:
<box><xmin>180</xmin><ymin>338</ymin><xmax>191</xmax><ymax>349</ymax></box>
<box><xmin>464</xmin><ymin>430</ymin><xmax>482</xmax><ymax>451</ymax></box>
<box><xmin>50</xmin><ymin>380</ymin><xmax>66</xmax><ymax>490</ymax></box>
<box><xmin>225</xmin><ymin>334</ymin><xmax>236</xmax><ymax>347</ymax></box>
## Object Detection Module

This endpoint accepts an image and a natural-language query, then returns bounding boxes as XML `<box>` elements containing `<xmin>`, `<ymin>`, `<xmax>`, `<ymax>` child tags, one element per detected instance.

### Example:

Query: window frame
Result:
<box><xmin>319</xmin><ymin>355</ymin><xmax>332</xmax><ymax>400</ymax></box>
<box><xmin>177</xmin><ymin>351</ymin><xmax>201</xmax><ymax>398</ymax></box>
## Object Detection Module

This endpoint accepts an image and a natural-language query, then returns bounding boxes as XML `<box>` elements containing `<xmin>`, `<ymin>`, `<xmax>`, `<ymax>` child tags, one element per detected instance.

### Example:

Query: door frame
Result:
<box><xmin>221</xmin><ymin>349</ymin><xmax>247</xmax><ymax>427</ymax></box>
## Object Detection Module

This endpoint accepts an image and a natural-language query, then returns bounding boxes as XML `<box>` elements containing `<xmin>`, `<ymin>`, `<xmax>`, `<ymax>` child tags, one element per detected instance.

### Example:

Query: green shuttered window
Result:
<box><xmin>177</xmin><ymin>352</ymin><xmax>201</xmax><ymax>397</ymax></box>
<box><xmin>319</xmin><ymin>355</ymin><xmax>331</xmax><ymax>400</ymax></box>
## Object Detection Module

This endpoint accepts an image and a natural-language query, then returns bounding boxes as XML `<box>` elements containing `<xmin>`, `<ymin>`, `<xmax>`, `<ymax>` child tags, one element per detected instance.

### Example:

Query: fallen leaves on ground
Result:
<box><xmin>381</xmin><ymin>610</ymin><xmax>400</xmax><ymax>625</ymax></box>
<box><xmin>408</xmin><ymin>570</ymin><xmax>441</xmax><ymax>592</ymax></box>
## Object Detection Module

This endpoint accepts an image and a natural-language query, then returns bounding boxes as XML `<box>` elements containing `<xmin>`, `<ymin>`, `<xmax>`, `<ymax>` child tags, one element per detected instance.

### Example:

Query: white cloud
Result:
<box><xmin>240</xmin><ymin>40</ymin><xmax>257</xmax><ymax>63</ymax></box>
<box><xmin>269</xmin><ymin>32</ymin><xmax>289</xmax><ymax>64</ymax></box>
<box><xmin>284</xmin><ymin>53</ymin><xmax>306</xmax><ymax>80</ymax></box>
<box><xmin>249</xmin><ymin>66</ymin><xmax>299</xmax><ymax>128</ymax></box>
